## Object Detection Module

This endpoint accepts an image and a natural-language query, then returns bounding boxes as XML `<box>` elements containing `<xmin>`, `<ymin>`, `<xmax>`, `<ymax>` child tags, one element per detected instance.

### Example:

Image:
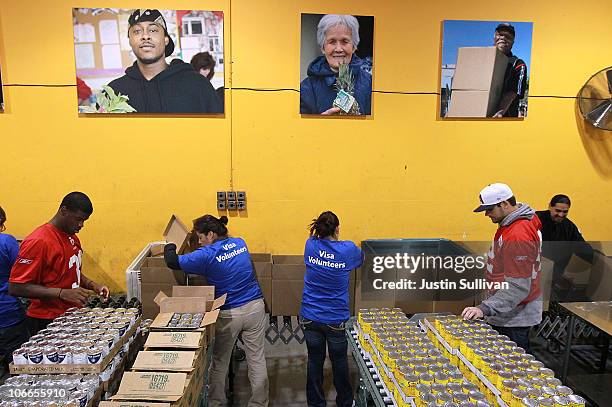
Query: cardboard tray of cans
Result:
<box><xmin>0</xmin><ymin>372</ymin><xmax>105</xmax><ymax>407</ymax></box>
<box><xmin>420</xmin><ymin>315</ymin><xmax>586</xmax><ymax>407</ymax></box>
<box><xmin>10</xmin><ymin>307</ymin><xmax>142</xmax><ymax>375</ymax></box>
<box><xmin>356</xmin><ymin>309</ymin><xmax>495</xmax><ymax>407</ymax></box>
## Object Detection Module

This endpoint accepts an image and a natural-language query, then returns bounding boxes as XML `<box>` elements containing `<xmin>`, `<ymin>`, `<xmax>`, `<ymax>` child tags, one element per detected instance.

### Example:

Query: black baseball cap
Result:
<box><xmin>128</xmin><ymin>9</ymin><xmax>175</xmax><ymax>57</ymax></box>
<box><xmin>495</xmin><ymin>23</ymin><xmax>515</xmax><ymax>38</ymax></box>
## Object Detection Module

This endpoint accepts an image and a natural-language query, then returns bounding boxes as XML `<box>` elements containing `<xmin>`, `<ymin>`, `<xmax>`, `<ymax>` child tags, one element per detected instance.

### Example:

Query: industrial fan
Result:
<box><xmin>578</xmin><ymin>66</ymin><xmax>612</xmax><ymax>130</ymax></box>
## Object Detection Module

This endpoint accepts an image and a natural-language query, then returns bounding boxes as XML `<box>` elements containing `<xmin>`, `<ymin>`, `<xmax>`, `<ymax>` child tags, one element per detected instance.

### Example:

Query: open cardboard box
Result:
<box><xmin>151</xmin><ymin>286</ymin><xmax>226</xmax><ymax>346</ymax></box>
<box><xmin>149</xmin><ymin>215</ymin><xmax>191</xmax><ymax>256</ymax></box>
<box><xmin>271</xmin><ymin>255</ymin><xmax>305</xmax><ymax>316</ymax></box>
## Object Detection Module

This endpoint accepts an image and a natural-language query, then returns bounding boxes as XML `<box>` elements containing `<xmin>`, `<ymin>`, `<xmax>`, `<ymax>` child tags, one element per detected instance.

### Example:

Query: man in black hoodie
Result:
<box><xmin>108</xmin><ymin>9</ymin><xmax>222</xmax><ymax>114</ymax></box>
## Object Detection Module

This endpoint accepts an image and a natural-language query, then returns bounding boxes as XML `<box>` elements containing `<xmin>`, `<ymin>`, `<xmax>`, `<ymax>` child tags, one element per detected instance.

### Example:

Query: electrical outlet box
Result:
<box><xmin>217</xmin><ymin>191</ymin><xmax>226</xmax><ymax>201</ymax></box>
<box><xmin>227</xmin><ymin>200</ymin><xmax>237</xmax><ymax>210</ymax></box>
<box><xmin>237</xmin><ymin>200</ymin><xmax>246</xmax><ymax>211</ymax></box>
<box><xmin>237</xmin><ymin>191</ymin><xmax>246</xmax><ymax>200</ymax></box>
<box><xmin>217</xmin><ymin>200</ymin><xmax>227</xmax><ymax>210</ymax></box>
<box><xmin>227</xmin><ymin>191</ymin><xmax>237</xmax><ymax>201</ymax></box>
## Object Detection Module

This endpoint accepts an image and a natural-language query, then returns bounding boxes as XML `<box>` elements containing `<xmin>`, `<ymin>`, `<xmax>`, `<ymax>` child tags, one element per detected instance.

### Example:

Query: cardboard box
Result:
<box><xmin>151</xmin><ymin>286</ymin><xmax>225</xmax><ymax>346</ymax></box>
<box><xmin>10</xmin><ymin>316</ymin><xmax>141</xmax><ymax>375</ymax></box>
<box><xmin>447</xmin><ymin>46</ymin><xmax>508</xmax><ymax>118</ymax></box>
<box><xmin>145</xmin><ymin>332</ymin><xmax>204</xmax><ymax>350</ymax></box>
<box><xmin>112</xmin><ymin>372</ymin><xmax>188</xmax><ymax>402</ymax></box>
<box><xmin>132</xmin><ymin>351</ymin><xmax>198</xmax><ymax>372</ymax></box>
<box><xmin>271</xmin><ymin>255</ymin><xmax>305</xmax><ymax>316</ymax></box>
<box><xmin>163</xmin><ymin>215</ymin><xmax>190</xmax><ymax>254</ymax></box>
<box><xmin>112</xmin><ymin>355</ymin><xmax>206</xmax><ymax>406</ymax></box>
<box><xmin>251</xmin><ymin>253</ymin><xmax>272</xmax><ymax>312</ymax></box>
<box><xmin>586</xmin><ymin>253</ymin><xmax>612</xmax><ymax>301</ymax></box>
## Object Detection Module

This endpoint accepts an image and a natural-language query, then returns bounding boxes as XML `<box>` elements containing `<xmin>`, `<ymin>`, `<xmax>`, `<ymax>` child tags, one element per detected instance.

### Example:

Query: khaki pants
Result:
<box><xmin>208</xmin><ymin>298</ymin><xmax>268</xmax><ymax>407</ymax></box>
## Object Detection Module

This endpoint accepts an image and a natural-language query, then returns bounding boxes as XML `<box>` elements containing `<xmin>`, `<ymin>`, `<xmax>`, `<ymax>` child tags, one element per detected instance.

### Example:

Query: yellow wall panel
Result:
<box><xmin>1</xmin><ymin>0</ymin><xmax>611</xmax><ymax>290</ymax></box>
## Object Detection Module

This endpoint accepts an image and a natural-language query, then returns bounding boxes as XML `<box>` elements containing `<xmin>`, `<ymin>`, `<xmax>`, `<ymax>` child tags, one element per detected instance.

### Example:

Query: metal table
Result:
<box><xmin>346</xmin><ymin>318</ymin><xmax>394</xmax><ymax>406</ymax></box>
<box><xmin>560</xmin><ymin>301</ymin><xmax>612</xmax><ymax>383</ymax></box>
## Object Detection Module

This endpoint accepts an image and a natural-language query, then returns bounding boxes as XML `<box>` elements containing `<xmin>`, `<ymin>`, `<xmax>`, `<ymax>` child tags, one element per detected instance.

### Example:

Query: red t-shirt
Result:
<box><xmin>10</xmin><ymin>223</ymin><xmax>83</xmax><ymax>319</ymax></box>
<box><xmin>486</xmin><ymin>215</ymin><xmax>542</xmax><ymax>305</ymax></box>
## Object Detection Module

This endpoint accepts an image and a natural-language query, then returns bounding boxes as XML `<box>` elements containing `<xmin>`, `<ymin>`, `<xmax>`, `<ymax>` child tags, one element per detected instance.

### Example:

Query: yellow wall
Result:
<box><xmin>1</xmin><ymin>0</ymin><xmax>611</xmax><ymax>291</ymax></box>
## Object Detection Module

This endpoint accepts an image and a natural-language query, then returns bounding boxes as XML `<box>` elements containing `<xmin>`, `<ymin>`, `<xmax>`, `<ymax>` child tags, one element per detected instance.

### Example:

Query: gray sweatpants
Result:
<box><xmin>208</xmin><ymin>298</ymin><xmax>269</xmax><ymax>407</ymax></box>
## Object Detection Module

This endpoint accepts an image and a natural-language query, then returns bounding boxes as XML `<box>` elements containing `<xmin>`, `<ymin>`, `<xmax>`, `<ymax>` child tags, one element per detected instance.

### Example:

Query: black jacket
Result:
<box><xmin>536</xmin><ymin>210</ymin><xmax>594</xmax><ymax>273</ymax></box>
<box><xmin>108</xmin><ymin>60</ymin><xmax>222</xmax><ymax>113</ymax></box>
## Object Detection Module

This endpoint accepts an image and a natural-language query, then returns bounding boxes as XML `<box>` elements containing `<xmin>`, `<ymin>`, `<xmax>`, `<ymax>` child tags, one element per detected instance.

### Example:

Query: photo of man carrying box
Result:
<box><xmin>440</xmin><ymin>20</ymin><xmax>532</xmax><ymax>119</ymax></box>
<box><xmin>492</xmin><ymin>23</ymin><xmax>527</xmax><ymax>118</ymax></box>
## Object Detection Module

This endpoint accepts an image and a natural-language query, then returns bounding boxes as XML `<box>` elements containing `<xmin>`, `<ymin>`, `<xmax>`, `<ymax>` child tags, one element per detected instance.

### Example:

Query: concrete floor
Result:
<box><xmin>227</xmin><ymin>318</ymin><xmax>359</xmax><ymax>407</ymax></box>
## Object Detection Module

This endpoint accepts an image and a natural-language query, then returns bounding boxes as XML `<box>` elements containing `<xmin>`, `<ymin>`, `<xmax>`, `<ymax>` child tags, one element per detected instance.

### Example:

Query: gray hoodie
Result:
<box><xmin>478</xmin><ymin>203</ymin><xmax>543</xmax><ymax>327</ymax></box>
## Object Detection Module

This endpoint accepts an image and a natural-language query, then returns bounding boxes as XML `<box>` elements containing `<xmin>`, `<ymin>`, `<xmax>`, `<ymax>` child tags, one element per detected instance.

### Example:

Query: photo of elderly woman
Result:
<box><xmin>300</xmin><ymin>14</ymin><xmax>374</xmax><ymax>116</ymax></box>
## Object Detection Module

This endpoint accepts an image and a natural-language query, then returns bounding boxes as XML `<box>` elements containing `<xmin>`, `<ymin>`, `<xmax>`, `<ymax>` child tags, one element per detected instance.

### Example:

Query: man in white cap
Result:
<box><xmin>462</xmin><ymin>183</ymin><xmax>542</xmax><ymax>352</ymax></box>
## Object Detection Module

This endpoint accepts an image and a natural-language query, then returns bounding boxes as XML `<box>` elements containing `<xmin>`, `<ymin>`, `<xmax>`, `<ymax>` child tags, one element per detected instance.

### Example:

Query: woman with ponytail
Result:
<box><xmin>300</xmin><ymin>211</ymin><xmax>363</xmax><ymax>407</ymax></box>
<box><xmin>164</xmin><ymin>214</ymin><xmax>268</xmax><ymax>407</ymax></box>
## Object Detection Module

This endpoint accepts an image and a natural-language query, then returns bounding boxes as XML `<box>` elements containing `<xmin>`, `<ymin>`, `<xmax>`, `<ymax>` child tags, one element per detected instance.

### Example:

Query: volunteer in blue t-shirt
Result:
<box><xmin>164</xmin><ymin>214</ymin><xmax>268</xmax><ymax>407</ymax></box>
<box><xmin>0</xmin><ymin>206</ymin><xmax>30</xmax><ymax>367</ymax></box>
<box><xmin>300</xmin><ymin>211</ymin><xmax>363</xmax><ymax>407</ymax></box>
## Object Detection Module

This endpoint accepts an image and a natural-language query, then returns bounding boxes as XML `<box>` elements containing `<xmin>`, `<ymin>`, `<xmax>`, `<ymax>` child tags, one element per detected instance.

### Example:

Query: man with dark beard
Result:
<box><xmin>108</xmin><ymin>9</ymin><xmax>222</xmax><ymax>113</ymax></box>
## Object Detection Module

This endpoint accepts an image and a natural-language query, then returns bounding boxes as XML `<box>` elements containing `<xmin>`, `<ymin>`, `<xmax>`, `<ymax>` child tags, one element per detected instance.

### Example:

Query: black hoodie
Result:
<box><xmin>108</xmin><ymin>60</ymin><xmax>222</xmax><ymax>113</ymax></box>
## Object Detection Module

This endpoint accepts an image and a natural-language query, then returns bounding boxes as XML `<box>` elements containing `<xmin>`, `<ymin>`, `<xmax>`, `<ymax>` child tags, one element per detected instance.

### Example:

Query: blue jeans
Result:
<box><xmin>302</xmin><ymin>318</ymin><xmax>352</xmax><ymax>407</ymax></box>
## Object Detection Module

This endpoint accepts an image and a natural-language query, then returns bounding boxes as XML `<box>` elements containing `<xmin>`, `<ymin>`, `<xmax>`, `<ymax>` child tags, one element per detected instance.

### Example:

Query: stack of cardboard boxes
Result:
<box><xmin>102</xmin><ymin>287</ymin><xmax>224</xmax><ymax>407</ymax></box>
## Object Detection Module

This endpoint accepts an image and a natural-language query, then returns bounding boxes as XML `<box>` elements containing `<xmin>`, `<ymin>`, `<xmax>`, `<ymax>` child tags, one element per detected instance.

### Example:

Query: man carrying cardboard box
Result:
<box><xmin>492</xmin><ymin>23</ymin><xmax>528</xmax><ymax>118</ymax></box>
<box><xmin>164</xmin><ymin>214</ymin><xmax>268</xmax><ymax>407</ymax></box>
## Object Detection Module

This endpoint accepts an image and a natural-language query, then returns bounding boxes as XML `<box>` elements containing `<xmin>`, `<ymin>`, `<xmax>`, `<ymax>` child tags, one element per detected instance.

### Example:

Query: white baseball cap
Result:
<box><xmin>473</xmin><ymin>183</ymin><xmax>514</xmax><ymax>212</ymax></box>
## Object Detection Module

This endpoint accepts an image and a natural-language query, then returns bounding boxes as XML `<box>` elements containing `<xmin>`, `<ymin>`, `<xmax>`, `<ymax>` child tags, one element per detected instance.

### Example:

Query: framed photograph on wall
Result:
<box><xmin>440</xmin><ymin>20</ymin><xmax>533</xmax><ymax>119</ymax></box>
<box><xmin>0</xmin><ymin>65</ymin><xmax>4</xmax><ymax>112</ymax></box>
<box><xmin>73</xmin><ymin>8</ymin><xmax>224</xmax><ymax>114</ymax></box>
<box><xmin>300</xmin><ymin>13</ymin><xmax>374</xmax><ymax>116</ymax></box>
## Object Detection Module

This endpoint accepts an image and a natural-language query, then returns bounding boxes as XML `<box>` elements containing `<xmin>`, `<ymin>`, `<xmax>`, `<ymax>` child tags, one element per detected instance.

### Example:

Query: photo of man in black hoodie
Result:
<box><xmin>108</xmin><ymin>9</ymin><xmax>222</xmax><ymax>114</ymax></box>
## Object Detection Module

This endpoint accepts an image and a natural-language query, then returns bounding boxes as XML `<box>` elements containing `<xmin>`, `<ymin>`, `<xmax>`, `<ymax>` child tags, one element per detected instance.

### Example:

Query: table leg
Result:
<box><xmin>600</xmin><ymin>332</ymin><xmax>610</xmax><ymax>373</ymax></box>
<box><xmin>561</xmin><ymin>314</ymin><xmax>576</xmax><ymax>383</ymax></box>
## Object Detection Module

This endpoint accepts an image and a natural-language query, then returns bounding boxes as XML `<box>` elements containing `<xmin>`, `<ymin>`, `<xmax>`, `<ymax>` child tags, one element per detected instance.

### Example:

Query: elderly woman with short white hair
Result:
<box><xmin>300</xmin><ymin>14</ymin><xmax>372</xmax><ymax>115</ymax></box>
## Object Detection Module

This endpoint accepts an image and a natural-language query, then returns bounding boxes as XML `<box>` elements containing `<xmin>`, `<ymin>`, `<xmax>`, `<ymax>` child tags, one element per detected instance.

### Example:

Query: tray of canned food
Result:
<box><xmin>356</xmin><ymin>308</ymin><xmax>498</xmax><ymax>407</ymax></box>
<box><xmin>165</xmin><ymin>312</ymin><xmax>204</xmax><ymax>328</ymax></box>
<box><xmin>0</xmin><ymin>373</ymin><xmax>103</xmax><ymax>407</ymax></box>
<box><xmin>10</xmin><ymin>306</ymin><xmax>142</xmax><ymax>374</ymax></box>
<box><xmin>421</xmin><ymin>315</ymin><xmax>587</xmax><ymax>407</ymax></box>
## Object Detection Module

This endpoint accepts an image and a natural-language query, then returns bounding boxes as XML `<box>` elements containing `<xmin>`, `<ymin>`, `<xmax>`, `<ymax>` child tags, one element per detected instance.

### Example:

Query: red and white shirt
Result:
<box><xmin>10</xmin><ymin>223</ymin><xmax>83</xmax><ymax>319</ymax></box>
<box><xmin>485</xmin><ymin>215</ymin><xmax>542</xmax><ymax>305</ymax></box>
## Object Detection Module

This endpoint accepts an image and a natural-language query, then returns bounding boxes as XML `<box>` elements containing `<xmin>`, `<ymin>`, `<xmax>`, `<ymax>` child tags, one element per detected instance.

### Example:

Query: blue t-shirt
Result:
<box><xmin>300</xmin><ymin>237</ymin><xmax>364</xmax><ymax>325</ymax></box>
<box><xmin>178</xmin><ymin>237</ymin><xmax>262</xmax><ymax>310</ymax></box>
<box><xmin>0</xmin><ymin>233</ymin><xmax>24</xmax><ymax>328</ymax></box>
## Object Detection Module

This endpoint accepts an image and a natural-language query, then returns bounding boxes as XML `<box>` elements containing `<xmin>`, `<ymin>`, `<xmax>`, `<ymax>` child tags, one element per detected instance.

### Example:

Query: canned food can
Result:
<box><xmin>43</xmin><ymin>346</ymin><xmax>59</xmax><ymax>364</ymax></box>
<box><xmin>72</xmin><ymin>390</ymin><xmax>88</xmax><ymax>407</ymax></box>
<box><xmin>555</xmin><ymin>386</ymin><xmax>572</xmax><ymax>397</ymax></box>
<box><xmin>537</xmin><ymin>397</ymin><xmax>555</xmax><ymax>407</ymax></box>
<box><xmin>567</xmin><ymin>394</ymin><xmax>585</xmax><ymax>407</ymax></box>
<box><xmin>27</xmin><ymin>346</ymin><xmax>44</xmax><ymax>364</ymax></box>
<box><xmin>552</xmin><ymin>396</ymin><xmax>570</xmax><ymax>407</ymax></box>
<box><xmin>86</xmin><ymin>346</ymin><xmax>103</xmax><ymax>364</ymax></box>
<box><xmin>72</xmin><ymin>346</ymin><xmax>88</xmax><ymax>364</ymax></box>
<box><xmin>57</xmin><ymin>347</ymin><xmax>73</xmax><ymax>364</ymax></box>
<box><xmin>522</xmin><ymin>397</ymin><xmax>540</xmax><ymax>407</ymax></box>
<box><xmin>12</xmin><ymin>348</ymin><xmax>29</xmax><ymax>365</ymax></box>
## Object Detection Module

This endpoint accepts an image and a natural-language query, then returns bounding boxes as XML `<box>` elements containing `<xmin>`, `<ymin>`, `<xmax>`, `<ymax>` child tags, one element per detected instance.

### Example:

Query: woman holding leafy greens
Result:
<box><xmin>299</xmin><ymin>14</ymin><xmax>372</xmax><ymax>115</ymax></box>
